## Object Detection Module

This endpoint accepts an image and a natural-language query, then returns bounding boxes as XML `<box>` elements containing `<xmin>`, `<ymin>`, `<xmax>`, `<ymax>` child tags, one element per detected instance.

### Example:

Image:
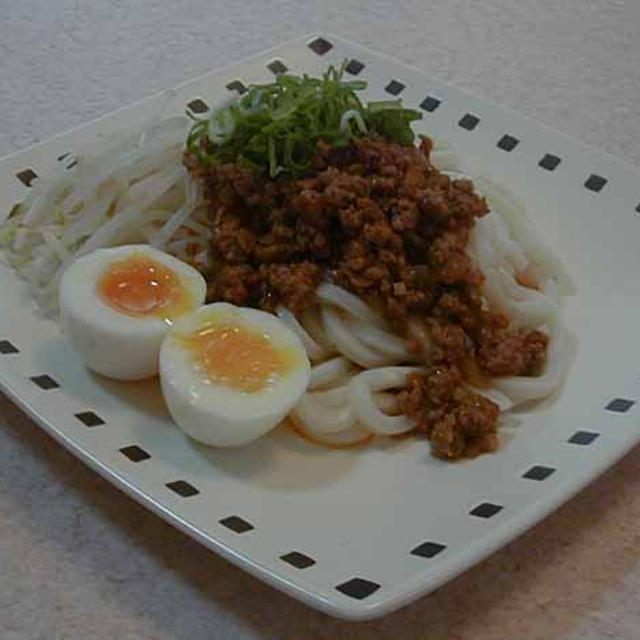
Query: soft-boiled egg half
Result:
<box><xmin>159</xmin><ymin>302</ymin><xmax>311</xmax><ymax>447</ymax></box>
<box><xmin>59</xmin><ymin>244</ymin><xmax>206</xmax><ymax>381</ymax></box>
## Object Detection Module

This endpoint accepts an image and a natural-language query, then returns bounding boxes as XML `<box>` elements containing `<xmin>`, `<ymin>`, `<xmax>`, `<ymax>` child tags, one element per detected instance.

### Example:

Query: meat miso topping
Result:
<box><xmin>186</xmin><ymin>137</ymin><xmax>547</xmax><ymax>459</ymax></box>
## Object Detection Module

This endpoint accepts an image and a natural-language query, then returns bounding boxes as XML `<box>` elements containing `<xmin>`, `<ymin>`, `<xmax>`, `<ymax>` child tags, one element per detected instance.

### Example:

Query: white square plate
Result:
<box><xmin>1</xmin><ymin>34</ymin><xmax>640</xmax><ymax>621</ymax></box>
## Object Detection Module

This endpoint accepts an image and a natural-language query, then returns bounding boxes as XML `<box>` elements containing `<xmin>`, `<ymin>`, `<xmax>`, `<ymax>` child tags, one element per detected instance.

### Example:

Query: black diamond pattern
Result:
<box><xmin>226</xmin><ymin>80</ymin><xmax>247</xmax><ymax>94</ymax></box>
<box><xmin>166</xmin><ymin>480</ymin><xmax>199</xmax><ymax>497</ymax></box>
<box><xmin>522</xmin><ymin>465</ymin><xmax>556</xmax><ymax>481</ymax></box>
<box><xmin>420</xmin><ymin>95</ymin><xmax>441</xmax><ymax>112</ymax></box>
<box><xmin>458</xmin><ymin>113</ymin><xmax>480</xmax><ymax>130</ymax></box>
<box><xmin>30</xmin><ymin>375</ymin><xmax>59</xmax><ymax>390</ymax></box>
<box><xmin>568</xmin><ymin>431</ymin><xmax>599</xmax><ymax>445</ymax></box>
<box><xmin>219</xmin><ymin>515</ymin><xmax>254</xmax><ymax>533</ymax></box>
<box><xmin>308</xmin><ymin>37</ymin><xmax>333</xmax><ymax>55</ymax></box>
<box><xmin>605</xmin><ymin>398</ymin><xmax>635</xmax><ymax>413</ymax></box>
<box><xmin>345</xmin><ymin>59</ymin><xmax>365</xmax><ymax>75</ymax></box>
<box><xmin>539</xmin><ymin>154</ymin><xmax>561</xmax><ymax>171</ymax></box>
<box><xmin>336</xmin><ymin>578</ymin><xmax>381</xmax><ymax>600</ymax></box>
<box><xmin>410</xmin><ymin>541</ymin><xmax>447</xmax><ymax>558</ymax></box>
<box><xmin>470</xmin><ymin>502</ymin><xmax>503</xmax><ymax>518</ymax></box>
<box><xmin>497</xmin><ymin>134</ymin><xmax>519</xmax><ymax>151</ymax></box>
<box><xmin>0</xmin><ymin>340</ymin><xmax>19</xmax><ymax>354</ymax></box>
<box><xmin>385</xmin><ymin>80</ymin><xmax>405</xmax><ymax>96</ymax></box>
<box><xmin>280</xmin><ymin>551</ymin><xmax>316</xmax><ymax>569</ymax></box>
<box><xmin>75</xmin><ymin>411</ymin><xmax>105</xmax><ymax>427</ymax></box>
<box><xmin>186</xmin><ymin>98</ymin><xmax>209</xmax><ymax>114</ymax></box>
<box><xmin>584</xmin><ymin>174</ymin><xmax>608</xmax><ymax>192</ymax></box>
<box><xmin>119</xmin><ymin>445</ymin><xmax>151</xmax><ymax>462</ymax></box>
<box><xmin>16</xmin><ymin>169</ymin><xmax>38</xmax><ymax>187</ymax></box>
<box><xmin>267</xmin><ymin>59</ymin><xmax>288</xmax><ymax>75</ymax></box>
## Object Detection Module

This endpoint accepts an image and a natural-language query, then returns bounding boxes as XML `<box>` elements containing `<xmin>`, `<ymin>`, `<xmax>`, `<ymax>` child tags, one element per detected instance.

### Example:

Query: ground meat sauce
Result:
<box><xmin>185</xmin><ymin>137</ymin><xmax>548</xmax><ymax>460</ymax></box>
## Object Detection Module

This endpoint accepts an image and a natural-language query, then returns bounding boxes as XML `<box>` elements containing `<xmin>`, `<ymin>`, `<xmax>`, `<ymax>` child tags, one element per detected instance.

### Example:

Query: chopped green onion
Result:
<box><xmin>186</xmin><ymin>62</ymin><xmax>422</xmax><ymax>178</ymax></box>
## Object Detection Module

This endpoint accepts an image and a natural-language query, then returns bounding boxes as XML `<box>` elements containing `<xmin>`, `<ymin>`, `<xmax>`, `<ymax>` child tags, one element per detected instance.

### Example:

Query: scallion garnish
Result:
<box><xmin>186</xmin><ymin>62</ymin><xmax>422</xmax><ymax>178</ymax></box>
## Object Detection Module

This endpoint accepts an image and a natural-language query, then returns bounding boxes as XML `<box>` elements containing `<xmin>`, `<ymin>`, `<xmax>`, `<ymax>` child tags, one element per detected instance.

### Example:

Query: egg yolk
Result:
<box><xmin>98</xmin><ymin>254</ymin><xmax>190</xmax><ymax>321</ymax></box>
<box><xmin>181</xmin><ymin>323</ymin><xmax>294</xmax><ymax>392</ymax></box>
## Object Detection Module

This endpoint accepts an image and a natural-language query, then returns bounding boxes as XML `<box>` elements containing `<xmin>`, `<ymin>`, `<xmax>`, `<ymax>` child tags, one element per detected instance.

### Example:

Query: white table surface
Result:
<box><xmin>2</xmin><ymin>2</ymin><xmax>640</xmax><ymax>638</ymax></box>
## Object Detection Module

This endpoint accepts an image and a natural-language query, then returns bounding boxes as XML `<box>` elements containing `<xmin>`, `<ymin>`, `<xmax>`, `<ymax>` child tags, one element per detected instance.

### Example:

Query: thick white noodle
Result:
<box><xmin>434</xmin><ymin>148</ymin><xmax>573</xmax><ymax>296</ymax></box>
<box><xmin>308</xmin><ymin>356</ymin><xmax>352</xmax><ymax>390</ymax></box>
<box><xmin>494</xmin><ymin>322</ymin><xmax>569</xmax><ymax>404</ymax></box>
<box><xmin>294</xmin><ymin>385</ymin><xmax>400</xmax><ymax>435</ymax></box>
<box><xmin>473</xmin><ymin>176</ymin><xmax>574</xmax><ymax>295</ymax></box>
<box><xmin>321</xmin><ymin>306</ymin><xmax>393</xmax><ymax>368</ymax></box>
<box><xmin>293</xmin><ymin>391</ymin><xmax>356</xmax><ymax>433</ymax></box>
<box><xmin>291</xmin><ymin>417</ymin><xmax>373</xmax><ymax>447</ymax></box>
<box><xmin>347</xmin><ymin>366</ymin><xmax>424</xmax><ymax>435</ymax></box>
<box><xmin>277</xmin><ymin>306</ymin><xmax>328</xmax><ymax>362</ymax></box>
<box><xmin>309</xmin><ymin>386</ymin><xmax>349</xmax><ymax>407</ymax></box>
<box><xmin>472</xmin><ymin>211</ymin><xmax>528</xmax><ymax>274</ymax></box>
<box><xmin>471</xmin><ymin>211</ymin><xmax>560</xmax><ymax>328</ymax></box>
<box><xmin>481</xmin><ymin>266</ymin><xmax>559</xmax><ymax>327</ymax></box>
<box><xmin>344</xmin><ymin>316</ymin><xmax>411</xmax><ymax>362</ymax></box>
<box><xmin>375</xmin><ymin>392</ymin><xmax>399</xmax><ymax>414</ymax></box>
<box><xmin>498</xmin><ymin>269</ymin><xmax>559</xmax><ymax>324</ymax></box>
<box><xmin>300</xmin><ymin>307</ymin><xmax>335</xmax><ymax>352</ymax></box>
<box><xmin>316</xmin><ymin>282</ymin><xmax>386</xmax><ymax>328</ymax></box>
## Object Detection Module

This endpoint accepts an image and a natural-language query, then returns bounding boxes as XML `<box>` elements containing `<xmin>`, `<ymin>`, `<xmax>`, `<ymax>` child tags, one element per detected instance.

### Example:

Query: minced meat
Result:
<box><xmin>186</xmin><ymin>136</ymin><xmax>547</xmax><ymax>460</ymax></box>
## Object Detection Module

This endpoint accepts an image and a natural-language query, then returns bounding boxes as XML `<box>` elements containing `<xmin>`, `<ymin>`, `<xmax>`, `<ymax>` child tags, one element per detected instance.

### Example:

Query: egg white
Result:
<box><xmin>159</xmin><ymin>302</ymin><xmax>311</xmax><ymax>447</ymax></box>
<box><xmin>59</xmin><ymin>244</ymin><xmax>206</xmax><ymax>381</ymax></box>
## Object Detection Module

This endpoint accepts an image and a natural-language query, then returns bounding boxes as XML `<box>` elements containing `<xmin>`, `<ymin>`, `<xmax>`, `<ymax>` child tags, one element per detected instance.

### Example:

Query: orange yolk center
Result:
<box><xmin>98</xmin><ymin>254</ymin><xmax>189</xmax><ymax>321</ymax></box>
<box><xmin>181</xmin><ymin>323</ymin><xmax>293</xmax><ymax>392</ymax></box>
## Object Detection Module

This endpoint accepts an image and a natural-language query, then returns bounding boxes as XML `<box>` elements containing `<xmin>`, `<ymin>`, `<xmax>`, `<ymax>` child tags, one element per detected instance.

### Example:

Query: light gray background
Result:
<box><xmin>2</xmin><ymin>2</ymin><xmax>640</xmax><ymax>639</ymax></box>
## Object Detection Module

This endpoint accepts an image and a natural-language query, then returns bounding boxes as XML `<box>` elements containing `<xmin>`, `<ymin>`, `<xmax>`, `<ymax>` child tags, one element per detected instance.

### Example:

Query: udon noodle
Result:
<box><xmin>276</xmin><ymin>151</ymin><xmax>572</xmax><ymax>447</ymax></box>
